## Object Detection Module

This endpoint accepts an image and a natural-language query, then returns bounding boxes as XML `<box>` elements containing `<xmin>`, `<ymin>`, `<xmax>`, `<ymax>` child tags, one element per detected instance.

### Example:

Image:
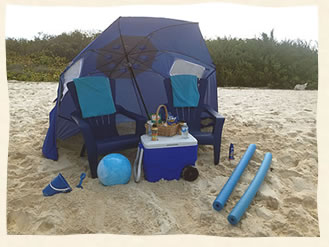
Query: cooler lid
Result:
<box><xmin>141</xmin><ymin>134</ymin><xmax>198</xmax><ymax>149</ymax></box>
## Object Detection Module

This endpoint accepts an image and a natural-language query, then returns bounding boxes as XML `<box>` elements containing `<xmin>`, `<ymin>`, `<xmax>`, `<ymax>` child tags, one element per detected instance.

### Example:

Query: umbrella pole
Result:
<box><xmin>128</xmin><ymin>66</ymin><xmax>151</xmax><ymax>120</ymax></box>
<box><xmin>118</xmin><ymin>20</ymin><xmax>151</xmax><ymax>120</ymax></box>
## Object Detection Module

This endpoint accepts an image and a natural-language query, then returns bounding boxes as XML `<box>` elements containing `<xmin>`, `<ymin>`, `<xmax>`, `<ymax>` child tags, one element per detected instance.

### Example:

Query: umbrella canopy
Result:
<box><xmin>95</xmin><ymin>35</ymin><xmax>158</xmax><ymax>79</ymax></box>
<box><xmin>43</xmin><ymin>17</ymin><xmax>219</xmax><ymax>160</ymax></box>
<box><xmin>94</xmin><ymin>35</ymin><xmax>159</xmax><ymax>117</ymax></box>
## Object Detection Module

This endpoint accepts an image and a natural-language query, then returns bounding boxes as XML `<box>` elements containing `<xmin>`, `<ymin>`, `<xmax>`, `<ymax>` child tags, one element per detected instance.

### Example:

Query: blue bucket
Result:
<box><xmin>43</xmin><ymin>173</ymin><xmax>72</xmax><ymax>196</ymax></box>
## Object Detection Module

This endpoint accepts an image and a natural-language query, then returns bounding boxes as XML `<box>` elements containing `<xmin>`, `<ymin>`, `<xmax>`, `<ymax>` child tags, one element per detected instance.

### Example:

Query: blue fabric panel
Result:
<box><xmin>170</xmin><ymin>75</ymin><xmax>200</xmax><ymax>107</ymax></box>
<box><xmin>73</xmin><ymin>76</ymin><xmax>116</xmax><ymax>118</ymax></box>
<box><xmin>56</xmin><ymin>116</ymin><xmax>80</xmax><ymax>140</ymax></box>
<box><xmin>42</xmin><ymin>104</ymin><xmax>58</xmax><ymax>160</ymax></box>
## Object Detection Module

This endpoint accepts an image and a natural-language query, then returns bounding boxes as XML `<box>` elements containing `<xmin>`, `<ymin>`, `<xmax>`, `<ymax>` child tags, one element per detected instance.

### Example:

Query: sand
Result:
<box><xmin>6</xmin><ymin>81</ymin><xmax>319</xmax><ymax>236</ymax></box>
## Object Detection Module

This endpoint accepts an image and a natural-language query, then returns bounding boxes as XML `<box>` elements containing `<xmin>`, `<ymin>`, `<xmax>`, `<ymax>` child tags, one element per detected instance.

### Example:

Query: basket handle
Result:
<box><xmin>156</xmin><ymin>104</ymin><xmax>168</xmax><ymax>124</ymax></box>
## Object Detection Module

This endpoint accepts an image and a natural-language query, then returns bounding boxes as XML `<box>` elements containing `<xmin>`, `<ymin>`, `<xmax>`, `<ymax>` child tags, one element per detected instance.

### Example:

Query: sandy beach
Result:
<box><xmin>6</xmin><ymin>81</ymin><xmax>319</xmax><ymax>236</ymax></box>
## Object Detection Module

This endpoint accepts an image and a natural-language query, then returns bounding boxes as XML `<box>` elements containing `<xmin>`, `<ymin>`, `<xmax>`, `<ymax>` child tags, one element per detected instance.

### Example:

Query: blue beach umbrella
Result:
<box><xmin>42</xmin><ymin>16</ymin><xmax>218</xmax><ymax>160</ymax></box>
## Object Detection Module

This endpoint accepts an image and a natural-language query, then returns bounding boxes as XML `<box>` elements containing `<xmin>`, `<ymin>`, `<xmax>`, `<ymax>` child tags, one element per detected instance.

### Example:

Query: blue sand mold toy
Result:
<box><xmin>213</xmin><ymin>144</ymin><xmax>256</xmax><ymax>211</ymax></box>
<box><xmin>43</xmin><ymin>173</ymin><xmax>72</xmax><ymax>196</ymax></box>
<box><xmin>76</xmin><ymin>173</ymin><xmax>86</xmax><ymax>189</ymax></box>
<box><xmin>227</xmin><ymin>152</ymin><xmax>272</xmax><ymax>225</ymax></box>
<box><xmin>97</xmin><ymin>153</ymin><xmax>132</xmax><ymax>186</ymax></box>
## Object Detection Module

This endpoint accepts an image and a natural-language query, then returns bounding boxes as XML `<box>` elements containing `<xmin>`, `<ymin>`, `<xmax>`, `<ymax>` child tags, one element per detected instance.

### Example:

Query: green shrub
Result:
<box><xmin>206</xmin><ymin>31</ymin><xmax>318</xmax><ymax>89</ymax></box>
<box><xmin>6</xmin><ymin>29</ymin><xmax>318</xmax><ymax>89</ymax></box>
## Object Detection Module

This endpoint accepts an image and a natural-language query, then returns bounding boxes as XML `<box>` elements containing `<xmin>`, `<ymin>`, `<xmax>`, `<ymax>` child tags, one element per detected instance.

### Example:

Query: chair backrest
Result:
<box><xmin>67</xmin><ymin>78</ymin><xmax>119</xmax><ymax>139</ymax></box>
<box><xmin>164</xmin><ymin>77</ymin><xmax>208</xmax><ymax>131</ymax></box>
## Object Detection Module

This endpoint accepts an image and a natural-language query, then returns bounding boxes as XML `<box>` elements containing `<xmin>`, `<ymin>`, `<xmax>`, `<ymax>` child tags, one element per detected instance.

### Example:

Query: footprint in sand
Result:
<box><xmin>36</xmin><ymin>219</ymin><xmax>55</xmax><ymax>233</ymax></box>
<box><xmin>7</xmin><ymin>210</ymin><xmax>34</xmax><ymax>234</ymax></box>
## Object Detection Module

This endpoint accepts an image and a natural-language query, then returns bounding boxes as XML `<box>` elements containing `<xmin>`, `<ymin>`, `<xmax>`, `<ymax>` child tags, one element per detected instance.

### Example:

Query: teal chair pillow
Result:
<box><xmin>170</xmin><ymin>74</ymin><xmax>200</xmax><ymax>107</ymax></box>
<box><xmin>73</xmin><ymin>76</ymin><xmax>116</xmax><ymax>118</ymax></box>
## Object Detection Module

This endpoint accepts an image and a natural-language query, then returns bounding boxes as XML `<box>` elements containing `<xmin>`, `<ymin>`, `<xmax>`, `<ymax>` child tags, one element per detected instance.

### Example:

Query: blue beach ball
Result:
<box><xmin>97</xmin><ymin>153</ymin><xmax>132</xmax><ymax>186</ymax></box>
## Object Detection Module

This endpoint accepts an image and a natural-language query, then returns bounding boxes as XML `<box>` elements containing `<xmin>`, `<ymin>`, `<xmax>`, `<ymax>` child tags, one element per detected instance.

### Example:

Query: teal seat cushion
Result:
<box><xmin>73</xmin><ymin>76</ymin><xmax>116</xmax><ymax>118</ymax></box>
<box><xmin>170</xmin><ymin>74</ymin><xmax>200</xmax><ymax>107</ymax></box>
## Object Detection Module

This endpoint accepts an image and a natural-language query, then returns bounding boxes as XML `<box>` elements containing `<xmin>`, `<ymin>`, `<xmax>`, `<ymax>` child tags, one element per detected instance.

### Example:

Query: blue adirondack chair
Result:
<box><xmin>67</xmin><ymin>78</ymin><xmax>146</xmax><ymax>178</ymax></box>
<box><xmin>163</xmin><ymin>77</ymin><xmax>225</xmax><ymax>165</ymax></box>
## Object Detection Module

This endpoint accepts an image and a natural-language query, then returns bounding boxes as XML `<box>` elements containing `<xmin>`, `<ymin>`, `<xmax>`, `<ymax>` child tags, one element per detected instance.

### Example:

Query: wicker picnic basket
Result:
<box><xmin>145</xmin><ymin>104</ymin><xmax>179</xmax><ymax>137</ymax></box>
<box><xmin>156</xmin><ymin>104</ymin><xmax>180</xmax><ymax>136</ymax></box>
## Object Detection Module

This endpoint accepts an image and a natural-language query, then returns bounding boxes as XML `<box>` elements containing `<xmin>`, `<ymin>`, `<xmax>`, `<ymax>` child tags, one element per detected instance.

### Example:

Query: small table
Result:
<box><xmin>133</xmin><ymin>134</ymin><xmax>198</xmax><ymax>182</ymax></box>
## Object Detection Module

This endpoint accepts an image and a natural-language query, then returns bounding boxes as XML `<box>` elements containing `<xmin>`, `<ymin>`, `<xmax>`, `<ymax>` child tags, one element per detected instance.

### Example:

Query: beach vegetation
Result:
<box><xmin>6</xmin><ymin>30</ymin><xmax>318</xmax><ymax>89</ymax></box>
<box><xmin>206</xmin><ymin>29</ymin><xmax>318</xmax><ymax>89</ymax></box>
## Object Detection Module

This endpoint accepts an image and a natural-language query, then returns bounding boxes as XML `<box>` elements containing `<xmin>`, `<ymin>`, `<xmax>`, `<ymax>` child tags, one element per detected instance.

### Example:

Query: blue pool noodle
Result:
<box><xmin>227</xmin><ymin>152</ymin><xmax>272</xmax><ymax>225</ymax></box>
<box><xmin>213</xmin><ymin>144</ymin><xmax>256</xmax><ymax>211</ymax></box>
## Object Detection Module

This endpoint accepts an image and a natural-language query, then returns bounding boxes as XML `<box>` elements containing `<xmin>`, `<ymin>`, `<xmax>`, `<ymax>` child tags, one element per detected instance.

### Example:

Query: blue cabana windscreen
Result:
<box><xmin>42</xmin><ymin>16</ymin><xmax>219</xmax><ymax>160</ymax></box>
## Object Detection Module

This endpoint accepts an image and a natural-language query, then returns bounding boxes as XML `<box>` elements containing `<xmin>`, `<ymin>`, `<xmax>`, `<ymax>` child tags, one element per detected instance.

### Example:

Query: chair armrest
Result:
<box><xmin>115</xmin><ymin>105</ymin><xmax>147</xmax><ymax>136</ymax></box>
<box><xmin>200</xmin><ymin>104</ymin><xmax>225</xmax><ymax>134</ymax></box>
<box><xmin>201</xmin><ymin>104</ymin><xmax>225</xmax><ymax>120</ymax></box>
<box><xmin>115</xmin><ymin>105</ymin><xmax>147</xmax><ymax>122</ymax></box>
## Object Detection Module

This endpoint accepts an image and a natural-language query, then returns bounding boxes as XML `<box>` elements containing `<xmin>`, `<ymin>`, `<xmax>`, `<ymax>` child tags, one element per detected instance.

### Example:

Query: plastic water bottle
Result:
<box><xmin>181</xmin><ymin>123</ymin><xmax>189</xmax><ymax>139</ymax></box>
<box><xmin>229</xmin><ymin>143</ymin><xmax>234</xmax><ymax>160</ymax></box>
<box><xmin>147</xmin><ymin>120</ymin><xmax>153</xmax><ymax>136</ymax></box>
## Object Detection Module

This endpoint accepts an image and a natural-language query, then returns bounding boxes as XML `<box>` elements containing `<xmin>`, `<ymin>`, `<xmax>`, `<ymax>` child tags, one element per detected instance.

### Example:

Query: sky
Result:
<box><xmin>5</xmin><ymin>3</ymin><xmax>318</xmax><ymax>44</ymax></box>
